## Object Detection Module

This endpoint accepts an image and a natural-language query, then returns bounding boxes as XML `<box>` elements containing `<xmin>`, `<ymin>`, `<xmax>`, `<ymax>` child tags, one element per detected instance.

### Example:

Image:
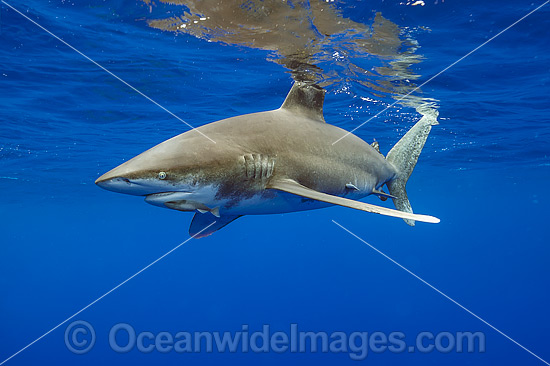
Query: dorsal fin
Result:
<box><xmin>280</xmin><ymin>82</ymin><xmax>325</xmax><ymax>122</ymax></box>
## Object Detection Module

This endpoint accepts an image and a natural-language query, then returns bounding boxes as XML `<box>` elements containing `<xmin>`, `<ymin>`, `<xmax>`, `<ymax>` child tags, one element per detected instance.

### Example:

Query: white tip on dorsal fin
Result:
<box><xmin>280</xmin><ymin>82</ymin><xmax>325</xmax><ymax>122</ymax></box>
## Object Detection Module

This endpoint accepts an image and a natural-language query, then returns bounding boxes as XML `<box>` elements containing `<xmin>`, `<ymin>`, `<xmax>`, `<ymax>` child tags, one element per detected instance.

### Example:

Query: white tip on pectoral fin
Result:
<box><xmin>267</xmin><ymin>178</ymin><xmax>440</xmax><ymax>224</ymax></box>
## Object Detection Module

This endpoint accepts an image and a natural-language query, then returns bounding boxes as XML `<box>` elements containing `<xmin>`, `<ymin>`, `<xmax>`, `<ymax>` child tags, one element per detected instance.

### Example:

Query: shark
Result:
<box><xmin>96</xmin><ymin>82</ymin><xmax>440</xmax><ymax>238</ymax></box>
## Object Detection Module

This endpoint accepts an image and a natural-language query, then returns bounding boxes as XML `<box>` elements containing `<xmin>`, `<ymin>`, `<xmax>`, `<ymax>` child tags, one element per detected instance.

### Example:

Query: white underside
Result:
<box><xmin>145</xmin><ymin>184</ymin><xmax>368</xmax><ymax>216</ymax></box>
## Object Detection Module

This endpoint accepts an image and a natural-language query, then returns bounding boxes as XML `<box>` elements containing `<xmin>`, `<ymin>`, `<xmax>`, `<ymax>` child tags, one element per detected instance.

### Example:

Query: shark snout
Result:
<box><xmin>95</xmin><ymin>175</ymin><xmax>143</xmax><ymax>195</ymax></box>
<box><xmin>95</xmin><ymin>166</ymin><xmax>156</xmax><ymax>196</ymax></box>
<box><xmin>95</xmin><ymin>167</ymin><xmax>179</xmax><ymax>196</ymax></box>
<box><xmin>95</xmin><ymin>160</ymin><xmax>156</xmax><ymax>195</ymax></box>
<box><xmin>95</xmin><ymin>167</ymin><xmax>125</xmax><ymax>186</ymax></box>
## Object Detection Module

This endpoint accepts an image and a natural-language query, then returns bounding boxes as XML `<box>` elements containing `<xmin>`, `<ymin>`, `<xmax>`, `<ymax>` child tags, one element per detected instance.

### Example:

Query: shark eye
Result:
<box><xmin>158</xmin><ymin>171</ymin><xmax>167</xmax><ymax>180</ymax></box>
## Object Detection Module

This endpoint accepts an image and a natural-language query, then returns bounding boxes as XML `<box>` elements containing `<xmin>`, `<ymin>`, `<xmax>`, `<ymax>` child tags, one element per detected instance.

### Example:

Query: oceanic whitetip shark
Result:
<box><xmin>96</xmin><ymin>82</ymin><xmax>440</xmax><ymax>238</ymax></box>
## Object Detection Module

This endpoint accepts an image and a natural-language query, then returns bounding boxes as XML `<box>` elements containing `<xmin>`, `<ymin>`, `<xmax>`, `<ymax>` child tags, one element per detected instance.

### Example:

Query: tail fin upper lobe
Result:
<box><xmin>386</xmin><ymin>109</ymin><xmax>439</xmax><ymax>226</ymax></box>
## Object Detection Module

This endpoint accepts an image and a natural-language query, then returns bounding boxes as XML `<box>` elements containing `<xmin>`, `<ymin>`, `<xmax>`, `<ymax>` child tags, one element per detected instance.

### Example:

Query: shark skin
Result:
<box><xmin>96</xmin><ymin>82</ymin><xmax>439</xmax><ymax>238</ymax></box>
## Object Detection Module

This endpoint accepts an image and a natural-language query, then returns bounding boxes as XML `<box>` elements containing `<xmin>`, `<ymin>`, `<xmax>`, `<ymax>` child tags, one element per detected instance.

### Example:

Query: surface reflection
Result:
<box><xmin>143</xmin><ymin>0</ymin><xmax>438</xmax><ymax>111</ymax></box>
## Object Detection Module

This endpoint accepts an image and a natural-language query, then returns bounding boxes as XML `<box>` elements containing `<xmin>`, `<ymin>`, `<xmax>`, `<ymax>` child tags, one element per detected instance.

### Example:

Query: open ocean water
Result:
<box><xmin>1</xmin><ymin>0</ymin><xmax>549</xmax><ymax>365</ymax></box>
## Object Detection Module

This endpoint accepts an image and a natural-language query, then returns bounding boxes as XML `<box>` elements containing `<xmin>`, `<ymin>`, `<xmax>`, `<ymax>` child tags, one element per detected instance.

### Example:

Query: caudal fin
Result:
<box><xmin>386</xmin><ymin>109</ymin><xmax>439</xmax><ymax>226</ymax></box>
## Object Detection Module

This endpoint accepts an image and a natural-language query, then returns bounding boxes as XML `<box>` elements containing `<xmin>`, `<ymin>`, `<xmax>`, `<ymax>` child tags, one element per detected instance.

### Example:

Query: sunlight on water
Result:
<box><xmin>142</xmin><ymin>0</ymin><xmax>439</xmax><ymax>112</ymax></box>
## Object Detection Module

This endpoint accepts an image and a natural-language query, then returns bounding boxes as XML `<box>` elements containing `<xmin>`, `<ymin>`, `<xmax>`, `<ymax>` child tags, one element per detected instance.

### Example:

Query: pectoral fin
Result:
<box><xmin>189</xmin><ymin>212</ymin><xmax>242</xmax><ymax>239</ymax></box>
<box><xmin>267</xmin><ymin>178</ymin><xmax>439</xmax><ymax>224</ymax></box>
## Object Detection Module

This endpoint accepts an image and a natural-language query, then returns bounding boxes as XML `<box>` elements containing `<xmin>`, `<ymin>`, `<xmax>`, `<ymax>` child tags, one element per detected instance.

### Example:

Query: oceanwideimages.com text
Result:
<box><xmin>65</xmin><ymin>321</ymin><xmax>486</xmax><ymax>360</ymax></box>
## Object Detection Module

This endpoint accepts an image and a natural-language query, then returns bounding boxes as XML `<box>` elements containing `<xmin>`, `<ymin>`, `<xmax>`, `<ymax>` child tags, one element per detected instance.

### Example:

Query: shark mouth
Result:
<box><xmin>145</xmin><ymin>191</ymin><xmax>221</xmax><ymax>217</ymax></box>
<box><xmin>144</xmin><ymin>191</ymin><xmax>191</xmax><ymax>207</ymax></box>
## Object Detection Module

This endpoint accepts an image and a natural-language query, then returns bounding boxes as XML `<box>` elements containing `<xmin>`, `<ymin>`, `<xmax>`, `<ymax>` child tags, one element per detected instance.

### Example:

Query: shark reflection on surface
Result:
<box><xmin>143</xmin><ymin>0</ymin><xmax>434</xmax><ymax>108</ymax></box>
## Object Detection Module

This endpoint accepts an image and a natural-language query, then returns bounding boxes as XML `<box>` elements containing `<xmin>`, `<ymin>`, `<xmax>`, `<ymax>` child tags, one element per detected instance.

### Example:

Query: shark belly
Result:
<box><xmin>145</xmin><ymin>183</ymin><xmax>373</xmax><ymax>216</ymax></box>
<box><xmin>220</xmin><ymin>191</ymin><xmax>337</xmax><ymax>215</ymax></box>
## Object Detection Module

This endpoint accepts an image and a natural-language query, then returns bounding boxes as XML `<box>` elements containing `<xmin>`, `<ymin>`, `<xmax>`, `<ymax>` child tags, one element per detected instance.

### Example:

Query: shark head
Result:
<box><xmin>95</xmin><ymin>135</ymin><xmax>201</xmax><ymax>208</ymax></box>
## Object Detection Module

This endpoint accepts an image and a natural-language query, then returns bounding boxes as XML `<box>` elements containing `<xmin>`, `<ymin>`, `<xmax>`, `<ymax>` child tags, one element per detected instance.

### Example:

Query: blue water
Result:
<box><xmin>1</xmin><ymin>0</ymin><xmax>549</xmax><ymax>365</ymax></box>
